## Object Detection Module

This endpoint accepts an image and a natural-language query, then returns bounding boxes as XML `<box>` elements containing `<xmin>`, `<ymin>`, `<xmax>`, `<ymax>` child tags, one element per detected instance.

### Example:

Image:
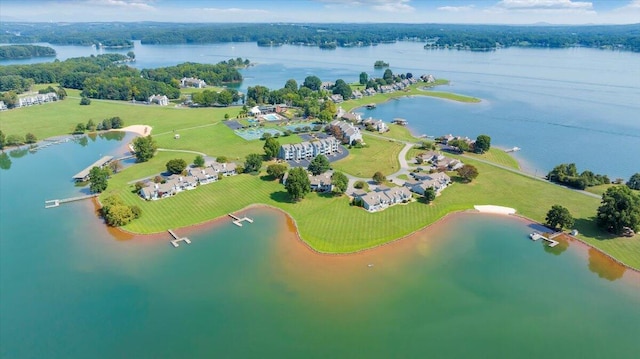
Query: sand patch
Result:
<box><xmin>115</xmin><ymin>125</ymin><xmax>152</xmax><ymax>137</ymax></box>
<box><xmin>474</xmin><ymin>205</ymin><xmax>516</xmax><ymax>215</ymax></box>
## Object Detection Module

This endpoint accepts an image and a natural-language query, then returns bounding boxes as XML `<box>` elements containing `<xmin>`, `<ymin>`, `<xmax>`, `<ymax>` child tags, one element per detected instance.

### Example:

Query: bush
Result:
<box><xmin>166</xmin><ymin>158</ymin><xmax>187</xmax><ymax>174</ymax></box>
<box><xmin>80</xmin><ymin>96</ymin><xmax>91</xmax><ymax>105</ymax></box>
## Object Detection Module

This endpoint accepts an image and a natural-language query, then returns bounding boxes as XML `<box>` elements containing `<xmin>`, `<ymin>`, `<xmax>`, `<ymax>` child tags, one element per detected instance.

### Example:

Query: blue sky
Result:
<box><xmin>1</xmin><ymin>0</ymin><xmax>639</xmax><ymax>24</ymax></box>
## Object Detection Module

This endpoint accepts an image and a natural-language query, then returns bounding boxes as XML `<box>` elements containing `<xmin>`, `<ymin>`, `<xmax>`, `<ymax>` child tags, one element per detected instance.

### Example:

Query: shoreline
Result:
<box><xmin>103</xmin><ymin>198</ymin><xmax>640</xmax><ymax>273</ymax></box>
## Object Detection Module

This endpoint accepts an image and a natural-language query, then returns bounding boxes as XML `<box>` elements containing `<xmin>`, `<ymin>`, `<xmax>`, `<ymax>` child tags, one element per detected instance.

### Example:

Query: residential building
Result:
<box><xmin>211</xmin><ymin>162</ymin><xmax>237</xmax><ymax>176</ymax></box>
<box><xmin>15</xmin><ymin>92</ymin><xmax>58</xmax><ymax>108</ymax></box>
<box><xmin>278</xmin><ymin>136</ymin><xmax>339</xmax><ymax>161</ymax></box>
<box><xmin>148</xmin><ymin>94</ymin><xmax>169</xmax><ymax>106</ymax></box>
<box><xmin>330</xmin><ymin>94</ymin><xmax>344</xmax><ymax>103</ymax></box>
<box><xmin>309</xmin><ymin>172</ymin><xmax>333</xmax><ymax>192</ymax></box>
<box><xmin>329</xmin><ymin>120</ymin><xmax>363</xmax><ymax>145</ymax></box>
<box><xmin>362</xmin><ymin>118</ymin><xmax>387</xmax><ymax>133</ymax></box>
<box><xmin>0</xmin><ymin>101</ymin><xmax>7</xmax><ymax>111</ymax></box>
<box><xmin>180</xmin><ymin>77</ymin><xmax>206</xmax><ymax>88</ymax></box>
<box><xmin>354</xmin><ymin>186</ymin><xmax>412</xmax><ymax>212</ymax></box>
<box><xmin>405</xmin><ymin>172</ymin><xmax>451</xmax><ymax>195</ymax></box>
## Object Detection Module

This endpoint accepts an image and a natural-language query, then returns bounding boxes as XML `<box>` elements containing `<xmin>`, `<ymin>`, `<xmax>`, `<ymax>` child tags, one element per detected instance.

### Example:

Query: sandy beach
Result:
<box><xmin>115</xmin><ymin>125</ymin><xmax>152</xmax><ymax>137</ymax></box>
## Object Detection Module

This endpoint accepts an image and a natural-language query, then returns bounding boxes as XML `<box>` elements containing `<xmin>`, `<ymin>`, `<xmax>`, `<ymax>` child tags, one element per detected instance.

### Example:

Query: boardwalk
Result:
<box><xmin>72</xmin><ymin>156</ymin><xmax>114</xmax><ymax>182</ymax></box>
<box><xmin>45</xmin><ymin>193</ymin><xmax>98</xmax><ymax>208</ymax></box>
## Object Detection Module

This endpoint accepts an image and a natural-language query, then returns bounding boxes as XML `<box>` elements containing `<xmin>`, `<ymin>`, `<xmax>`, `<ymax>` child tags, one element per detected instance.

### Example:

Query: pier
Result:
<box><xmin>529</xmin><ymin>232</ymin><xmax>559</xmax><ymax>247</ymax></box>
<box><xmin>168</xmin><ymin>229</ymin><xmax>191</xmax><ymax>247</ymax></box>
<box><xmin>229</xmin><ymin>213</ymin><xmax>254</xmax><ymax>227</ymax></box>
<box><xmin>72</xmin><ymin>156</ymin><xmax>114</xmax><ymax>182</ymax></box>
<box><xmin>45</xmin><ymin>193</ymin><xmax>99</xmax><ymax>208</ymax></box>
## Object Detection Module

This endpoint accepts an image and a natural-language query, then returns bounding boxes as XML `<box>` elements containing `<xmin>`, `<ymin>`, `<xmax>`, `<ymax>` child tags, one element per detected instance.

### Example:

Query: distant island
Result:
<box><xmin>1</xmin><ymin>23</ymin><xmax>639</xmax><ymax>52</ymax></box>
<box><xmin>374</xmin><ymin>60</ymin><xmax>389</xmax><ymax>68</ymax></box>
<box><xmin>0</xmin><ymin>45</ymin><xmax>56</xmax><ymax>60</ymax></box>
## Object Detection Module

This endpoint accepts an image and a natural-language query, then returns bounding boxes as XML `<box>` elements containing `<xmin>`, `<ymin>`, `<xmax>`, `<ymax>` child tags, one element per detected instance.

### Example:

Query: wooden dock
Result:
<box><xmin>229</xmin><ymin>213</ymin><xmax>254</xmax><ymax>227</ymax></box>
<box><xmin>45</xmin><ymin>193</ymin><xmax>99</xmax><ymax>208</ymax></box>
<box><xmin>529</xmin><ymin>232</ymin><xmax>559</xmax><ymax>247</ymax></box>
<box><xmin>168</xmin><ymin>229</ymin><xmax>191</xmax><ymax>248</ymax></box>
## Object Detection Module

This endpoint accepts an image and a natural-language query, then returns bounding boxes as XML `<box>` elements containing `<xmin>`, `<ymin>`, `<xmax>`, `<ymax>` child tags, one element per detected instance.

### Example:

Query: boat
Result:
<box><xmin>366</xmin><ymin>103</ymin><xmax>376</xmax><ymax>109</ymax></box>
<box><xmin>504</xmin><ymin>147</ymin><xmax>521</xmax><ymax>153</ymax></box>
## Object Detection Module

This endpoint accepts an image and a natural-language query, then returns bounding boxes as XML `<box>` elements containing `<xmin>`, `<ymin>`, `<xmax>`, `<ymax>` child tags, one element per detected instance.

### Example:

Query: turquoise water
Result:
<box><xmin>263</xmin><ymin>113</ymin><xmax>280</xmax><ymax>122</ymax></box>
<box><xmin>1</xmin><ymin>134</ymin><xmax>639</xmax><ymax>358</ymax></box>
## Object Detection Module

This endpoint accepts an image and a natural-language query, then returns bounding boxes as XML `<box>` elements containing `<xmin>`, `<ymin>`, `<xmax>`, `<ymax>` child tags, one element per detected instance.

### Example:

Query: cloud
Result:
<box><xmin>202</xmin><ymin>8</ymin><xmax>270</xmax><ymax>15</ymax></box>
<box><xmin>616</xmin><ymin>0</ymin><xmax>640</xmax><ymax>9</ymax></box>
<box><xmin>315</xmin><ymin>0</ymin><xmax>415</xmax><ymax>12</ymax></box>
<box><xmin>496</xmin><ymin>0</ymin><xmax>593</xmax><ymax>11</ymax></box>
<box><xmin>86</xmin><ymin>0</ymin><xmax>155</xmax><ymax>10</ymax></box>
<box><xmin>438</xmin><ymin>5</ymin><xmax>476</xmax><ymax>12</ymax></box>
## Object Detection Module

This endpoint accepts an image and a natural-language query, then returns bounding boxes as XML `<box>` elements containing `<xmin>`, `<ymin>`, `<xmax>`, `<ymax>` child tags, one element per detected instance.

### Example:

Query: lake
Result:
<box><xmin>0</xmin><ymin>127</ymin><xmax>639</xmax><ymax>358</ymax></box>
<box><xmin>2</xmin><ymin>41</ymin><xmax>639</xmax><ymax>178</ymax></box>
<box><xmin>1</xmin><ymin>41</ymin><xmax>640</xmax><ymax>357</ymax></box>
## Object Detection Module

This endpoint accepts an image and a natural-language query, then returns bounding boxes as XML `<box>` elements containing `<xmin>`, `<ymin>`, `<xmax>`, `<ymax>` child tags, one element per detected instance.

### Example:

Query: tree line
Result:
<box><xmin>0</xmin><ymin>45</ymin><xmax>56</xmax><ymax>60</ymax></box>
<box><xmin>0</xmin><ymin>53</ymin><xmax>244</xmax><ymax>103</ymax></box>
<box><xmin>1</xmin><ymin>22</ymin><xmax>638</xmax><ymax>52</ymax></box>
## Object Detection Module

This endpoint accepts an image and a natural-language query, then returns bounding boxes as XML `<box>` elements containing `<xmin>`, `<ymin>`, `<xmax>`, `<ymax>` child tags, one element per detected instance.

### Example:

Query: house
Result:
<box><xmin>148</xmin><ymin>94</ymin><xmax>169</xmax><ymax>106</ymax></box>
<box><xmin>330</xmin><ymin>94</ymin><xmax>344</xmax><ymax>103</ymax></box>
<box><xmin>249</xmin><ymin>106</ymin><xmax>262</xmax><ymax>116</ymax></box>
<box><xmin>15</xmin><ymin>92</ymin><xmax>58</xmax><ymax>108</ymax></box>
<box><xmin>309</xmin><ymin>172</ymin><xmax>333</xmax><ymax>192</ymax></box>
<box><xmin>180</xmin><ymin>77</ymin><xmax>206</xmax><ymax>88</ymax></box>
<box><xmin>434</xmin><ymin>157</ymin><xmax>463</xmax><ymax>171</ymax></box>
<box><xmin>329</xmin><ymin>120</ymin><xmax>362</xmax><ymax>145</ymax></box>
<box><xmin>0</xmin><ymin>101</ymin><xmax>6</xmax><ymax>110</ymax></box>
<box><xmin>351</xmin><ymin>90</ymin><xmax>363</xmax><ymax>99</ymax></box>
<box><xmin>364</xmin><ymin>88</ymin><xmax>377</xmax><ymax>96</ymax></box>
<box><xmin>417</xmin><ymin>151</ymin><xmax>444</xmax><ymax>164</ymax></box>
<box><xmin>278</xmin><ymin>137</ymin><xmax>339</xmax><ymax>161</ymax></box>
<box><xmin>211</xmin><ymin>162</ymin><xmax>237</xmax><ymax>176</ymax></box>
<box><xmin>189</xmin><ymin>167</ymin><xmax>218</xmax><ymax>185</ymax></box>
<box><xmin>362</xmin><ymin>118</ymin><xmax>387</xmax><ymax>133</ymax></box>
<box><xmin>355</xmin><ymin>186</ymin><xmax>412</xmax><ymax>212</ymax></box>
<box><xmin>405</xmin><ymin>172</ymin><xmax>451</xmax><ymax>195</ymax></box>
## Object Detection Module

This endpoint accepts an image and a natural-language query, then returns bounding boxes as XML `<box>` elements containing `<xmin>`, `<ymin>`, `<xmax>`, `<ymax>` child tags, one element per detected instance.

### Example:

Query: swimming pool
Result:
<box><xmin>263</xmin><ymin>114</ymin><xmax>280</xmax><ymax>122</ymax></box>
<box><xmin>234</xmin><ymin>128</ymin><xmax>283</xmax><ymax>141</ymax></box>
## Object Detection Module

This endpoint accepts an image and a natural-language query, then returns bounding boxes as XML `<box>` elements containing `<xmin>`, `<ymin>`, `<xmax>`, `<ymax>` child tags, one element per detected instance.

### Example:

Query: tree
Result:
<box><xmin>373</xmin><ymin>171</ymin><xmax>386</xmax><ymax>184</ymax></box>
<box><xmin>5</xmin><ymin>134</ymin><xmax>23</xmax><ymax>146</ymax></box>
<box><xmin>127</xmin><ymin>51</ymin><xmax>135</xmax><ymax>59</ymax></box>
<box><xmin>108</xmin><ymin>159</ymin><xmax>122</xmax><ymax>174</ymax></box>
<box><xmin>73</xmin><ymin>123</ymin><xmax>86</xmax><ymax>134</ymax></box>
<box><xmin>0</xmin><ymin>130</ymin><xmax>5</xmax><ymax>149</ymax></box>
<box><xmin>303</xmin><ymin>75</ymin><xmax>322</xmax><ymax>91</ymax></box>
<box><xmin>474</xmin><ymin>134</ymin><xmax>491</xmax><ymax>154</ymax></box>
<box><xmin>24</xmin><ymin>133</ymin><xmax>37</xmax><ymax>144</ymax></box>
<box><xmin>597</xmin><ymin>186</ymin><xmax>640</xmax><ymax>235</ymax></box>
<box><xmin>308</xmin><ymin>154</ymin><xmax>330</xmax><ymax>175</ymax></box>
<box><xmin>89</xmin><ymin>166</ymin><xmax>109</xmax><ymax>193</ymax></box>
<box><xmin>457</xmin><ymin>164</ymin><xmax>479</xmax><ymax>182</ymax></box>
<box><xmin>383</xmin><ymin>68</ymin><xmax>394</xmax><ymax>83</ymax></box>
<box><xmin>132</xmin><ymin>136</ymin><xmax>157</xmax><ymax>162</ymax></box>
<box><xmin>449</xmin><ymin>139</ymin><xmax>470</xmax><ymax>152</ymax></box>
<box><xmin>284</xmin><ymin>79</ymin><xmax>298</xmax><ymax>92</ymax></box>
<box><xmin>359</xmin><ymin>72</ymin><xmax>369</xmax><ymax>85</ymax></box>
<box><xmin>354</xmin><ymin>180</ymin><xmax>367</xmax><ymax>190</ymax></box>
<box><xmin>244</xmin><ymin>153</ymin><xmax>263</xmax><ymax>173</ymax></box>
<box><xmin>166</xmin><ymin>158</ymin><xmax>187</xmax><ymax>174</ymax></box>
<box><xmin>86</xmin><ymin>119</ymin><xmax>96</xmax><ymax>131</ymax></box>
<box><xmin>627</xmin><ymin>173</ymin><xmax>640</xmax><ymax>190</ymax></box>
<box><xmin>216</xmin><ymin>155</ymin><xmax>228</xmax><ymax>163</ymax></box>
<box><xmin>331</xmin><ymin>171</ymin><xmax>348</xmax><ymax>195</ymax></box>
<box><xmin>263</xmin><ymin>137</ymin><xmax>280</xmax><ymax>159</ymax></box>
<box><xmin>332</xmin><ymin>79</ymin><xmax>352</xmax><ymax>100</ymax></box>
<box><xmin>104</xmin><ymin>203</ymin><xmax>135</xmax><ymax>227</ymax></box>
<box><xmin>56</xmin><ymin>86</ymin><xmax>67</xmax><ymax>100</ymax></box>
<box><xmin>193</xmin><ymin>155</ymin><xmax>205</xmax><ymax>168</ymax></box>
<box><xmin>285</xmin><ymin>167</ymin><xmax>311</xmax><ymax>201</ymax></box>
<box><xmin>266</xmin><ymin>163</ymin><xmax>288</xmax><ymax>179</ymax></box>
<box><xmin>80</xmin><ymin>96</ymin><xmax>91</xmax><ymax>105</ymax></box>
<box><xmin>423</xmin><ymin>187</ymin><xmax>436</xmax><ymax>203</ymax></box>
<box><xmin>545</xmin><ymin>205</ymin><xmax>574</xmax><ymax>230</ymax></box>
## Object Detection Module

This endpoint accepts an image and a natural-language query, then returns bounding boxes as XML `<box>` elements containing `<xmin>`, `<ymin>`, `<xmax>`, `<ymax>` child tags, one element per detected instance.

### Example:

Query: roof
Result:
<box><xmin>72</xmin><ymin>156</ymin><xmax>114</xmax><ymax>180</ymax></box>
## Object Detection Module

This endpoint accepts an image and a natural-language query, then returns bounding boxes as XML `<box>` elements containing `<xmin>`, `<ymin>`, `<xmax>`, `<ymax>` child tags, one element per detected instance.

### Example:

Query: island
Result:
<box><xmin>0</xmin><ymin>45</ymin><xmax>56</xmax><ymax>60</ymax></box>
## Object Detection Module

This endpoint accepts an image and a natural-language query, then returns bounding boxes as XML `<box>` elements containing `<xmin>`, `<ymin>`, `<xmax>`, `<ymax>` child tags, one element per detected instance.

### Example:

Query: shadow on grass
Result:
<box><xmin>574</xmin><ymin>217</ymin><xmax>619</xmax><ymax>241</ymax></box>
<box><xmin>260</xmin><ymin>174</ymin><xmax>278</xmax><ymax>182</ymax></box>
<box><xmin>270</xmin><ymin>191</ymin><xmax>292</xmax><ymax>203</ymax></box>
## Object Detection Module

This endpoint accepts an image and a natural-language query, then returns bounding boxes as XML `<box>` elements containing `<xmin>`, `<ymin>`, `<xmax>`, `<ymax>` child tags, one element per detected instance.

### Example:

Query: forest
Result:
<box><xmin>0</xmin><ymin>53</ymin><xmax>245</xmax><ymax>104</ymax></box>
<box><xmin>0</xmin><ymin>22</ymin><xmax>638</xmax><ymax>52</ymax></box>
<box><xmin>0</xmin><ymin>45</ymin><xmax>56</xmax><ymax>60</ymax></box>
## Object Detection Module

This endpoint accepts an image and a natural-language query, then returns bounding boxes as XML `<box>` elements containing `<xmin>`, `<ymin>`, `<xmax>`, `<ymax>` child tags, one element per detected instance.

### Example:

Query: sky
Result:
<box><xmin>0</xmin><ymin>0</ymin><xmax>639</xmax><ymax>25</ymax></box>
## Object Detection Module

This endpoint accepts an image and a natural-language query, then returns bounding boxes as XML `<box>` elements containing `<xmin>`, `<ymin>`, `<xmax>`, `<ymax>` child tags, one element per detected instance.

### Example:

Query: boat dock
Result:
<box><xmin>72</xmin><ymin>156</ymin><xmax>114</xmax><ymax>182</ymax></box>
<box><xmin>229</xmin><ymin>213</ymin><xmax>254</xmax><ymax>227</ymax></box>
<box><xmin>529</xmin><ymin>232</ymin><xmax>559</xmax><ymax>247</ymax></box>
<box><xmin>168</xmin><ymin>229</ymin><xmax>191</xmax><ymax>247</ymax></box>
<box><xmin>45</xmin><ymin>193</ymin><xmax>99</xmax><ymax>208</ymax></box>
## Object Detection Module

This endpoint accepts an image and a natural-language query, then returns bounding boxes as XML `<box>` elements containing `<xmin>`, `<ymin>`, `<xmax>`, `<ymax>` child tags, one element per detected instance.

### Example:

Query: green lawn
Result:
<box><xmin>464</xmin><ymin>148</ymin><xmax>520</xmax><ymax>170</ymax></box>
<box><xmin>331</xmin><ymin>134</ymin><xmax>404</xmax><ymax>177</ymax></box>
<box><xmin>103</xmin><ymin>151</ymin><xmax>640</xmax><ymax>269</ymax></box>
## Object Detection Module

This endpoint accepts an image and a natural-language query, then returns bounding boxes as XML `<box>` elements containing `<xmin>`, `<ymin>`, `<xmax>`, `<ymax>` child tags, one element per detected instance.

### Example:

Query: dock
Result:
<box><xmin>366</xmin><ymin>103</ymin><xmax>376</xmax><ymax>109</ymax></box>
<box><xmin>229</xmin><ymin>213</ymin><xmax>254</xmax><ymax>227</ymax></box>
<box><xmin>45</xmin><ymin>193</ymin><xmax>99</xmax><ymax>208</ymax></box>
<box><xmin>168</xmin><ymin>229</ymin><xmax>191</xmax><ymax>248</ymax></box>
<box><xmin>529</xmin><ymin>232</ymin><xmax>559</xmax><ymax>247</ymax></box>
<box><xmin>72</xmin><ymin>156</ymin><xmax>114</xmax><ymax>182</ymax></box>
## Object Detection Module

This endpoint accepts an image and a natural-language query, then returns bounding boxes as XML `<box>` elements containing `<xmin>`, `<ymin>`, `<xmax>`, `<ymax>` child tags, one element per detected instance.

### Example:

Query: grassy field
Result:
<box><xmin>102</xmin><ymin>150</ymin><xmax>640</xmax><ymax>269</ymax></box>
<box><xmin>331</xmin><ymin>134</ymin><xmax>404</xmax><ymax>176</ymax></box>
<box><xmin>464</xmin><ymin>148</ymin><xmax>520</xmax><ymax>170</ymax></box>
